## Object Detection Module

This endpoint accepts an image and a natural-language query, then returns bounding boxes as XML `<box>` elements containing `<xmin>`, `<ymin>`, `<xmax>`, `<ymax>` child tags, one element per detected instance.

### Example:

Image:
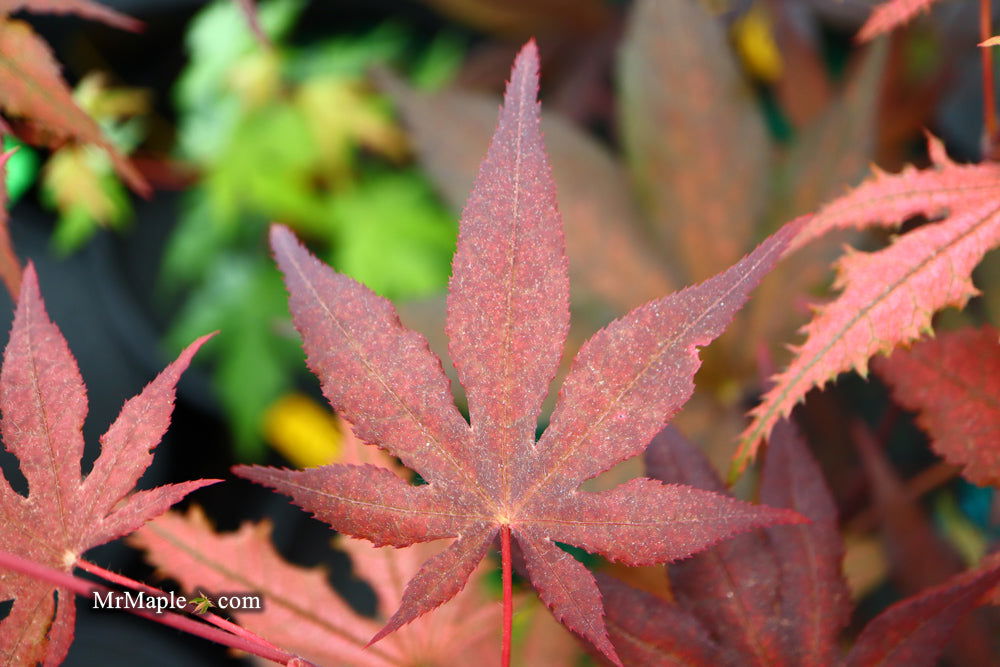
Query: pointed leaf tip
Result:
<box><xmin>514</xmin><ymin>39</ymin><xmax>540</xmax><ymax>73</ymax></box>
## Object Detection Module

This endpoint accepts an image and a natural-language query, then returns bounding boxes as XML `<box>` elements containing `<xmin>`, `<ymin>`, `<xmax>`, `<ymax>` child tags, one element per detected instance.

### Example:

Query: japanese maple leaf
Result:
<box><xmin>857</xmin><ymin>0</ymin><xmax>940</xmax><ymax>42</ymax></box>
<box><xmin>602</xmin><ymin>422</ymin><xmax>1000</xmax><ymax>666</ymax></box>
<box><xmin>234</xmin><ymin>41</ymin><xmax>804</xmax><ymax>663</ymax></box>
<box><xmin>135</xmin><ymin>508</ymin><xmax>498</xmax><ymax>667</ymax></box>
<box><xmin>874</xmin><ymin>325</ymin><xmax>1000</xmax><ymax>487</ymax></box>
<box><xmin>605</xmin><ymin>421</ymin><xmax>849</xmax><ymax>666</ymax></box>
<box><xmin>737</xmin><ymin>135</ymin><xmax>1000</xmax><ymax>472</ymax></box>
<box><xmin>0</xmin><ymin>264</ymin><xmax>216</xmax><ymax>665</ymax></box>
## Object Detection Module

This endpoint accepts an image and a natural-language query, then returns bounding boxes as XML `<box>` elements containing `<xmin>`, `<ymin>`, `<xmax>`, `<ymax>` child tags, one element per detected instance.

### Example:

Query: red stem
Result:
<box><xmin>501</xmin><ymin>525</ymin><xmax>513</xmax><ymax>667</ymax></box>
<box><xmin>0</xmin><ymin>549</ymin><xmax>307</xmax><ymax>666</ymax></box>
<box><xmin>982</xmin><ymin>0</ymin><xmax>997</xmax><ymax>142</ymax></box>
<box><xmin>76</xmin><ymin>558</ymin><xmax>161</xmax><ymax>594</ymax></box>
<box><xmin>76</xmin><ymin>558</ymin><xmax>282</xmax><ymax>653</ymax></box>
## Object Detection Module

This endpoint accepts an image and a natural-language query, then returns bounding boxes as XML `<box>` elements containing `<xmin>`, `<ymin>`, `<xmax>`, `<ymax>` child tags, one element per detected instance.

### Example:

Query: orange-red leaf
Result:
<box><xmin>0</xmin><ymin>18</ymin><xmax>148</xmax><ymax>194</ymax></box>
<box><xmin>0</xmin><ymin>265</ymin><xmax>215</xmax><ymax>664</ymax></box>
<box><xmin>737</xmin><ymin>136</ymin><xmax>1000</xmax><ymax>473</ymax></box>
<box><xmin>874</xmin><ymin>326</ymin><xmax>1000</xmax><ymax>487</ymax></box>
<box><xmin>857</xmin><ymin>0</ymin><xmax>940</xmax><ymax>42</ymax></box>
<box><xmin>133</xmin><ymin>507</ymin><xmax>500</xmax><ymax>667</ymax></box>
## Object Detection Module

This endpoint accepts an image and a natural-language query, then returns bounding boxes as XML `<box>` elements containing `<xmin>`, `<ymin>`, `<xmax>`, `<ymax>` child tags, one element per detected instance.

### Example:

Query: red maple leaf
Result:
<box><xmin>0</xmin><ymin>265</ymin><xmax>216</xmax><ymax>664</ymax></box>
<box><xmin>874</xmin><ymin>325</ymin><xmax>1000</xmax><ymax>487</ymax></box>
<box><xmin>602</xmin><ymin>422</ymin><xmax>1000</xmax><ymax>665</ymax></box>
<box><xmin>234</xmin><ymin>41</ymin><xmax>805</xmax><ymax>664</ymax></box>
<box><xmin>737</xmin><ymin>135</ymin><xmax>1000</xmax><ymax>472</ymax></box>
<box><xmin>845</xmin><ymin>551</ymin><xmax>1000</xmax><ymax>666</ymax></box>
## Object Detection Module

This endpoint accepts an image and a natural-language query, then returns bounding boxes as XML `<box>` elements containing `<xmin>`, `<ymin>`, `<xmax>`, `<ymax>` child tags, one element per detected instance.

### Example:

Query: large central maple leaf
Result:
<box><xmin>235</xmin><ymin>41</ymin><xmax>803</xmax><ymax>664</ymax></box>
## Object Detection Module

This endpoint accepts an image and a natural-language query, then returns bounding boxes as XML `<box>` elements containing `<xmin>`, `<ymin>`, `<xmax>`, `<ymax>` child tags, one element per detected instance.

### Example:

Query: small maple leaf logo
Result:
<box><xmin>189</xmin><ymin>592</ymin><xmax>215</xmax><ymax>615</ymax></box>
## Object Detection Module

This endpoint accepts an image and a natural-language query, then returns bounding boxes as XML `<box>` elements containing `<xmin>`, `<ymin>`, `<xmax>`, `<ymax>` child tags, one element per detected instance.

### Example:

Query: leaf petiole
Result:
<box><xmin>501</xmin><ymin>525</ymin><xmax>513</xmax><ymax>667</ymax></box>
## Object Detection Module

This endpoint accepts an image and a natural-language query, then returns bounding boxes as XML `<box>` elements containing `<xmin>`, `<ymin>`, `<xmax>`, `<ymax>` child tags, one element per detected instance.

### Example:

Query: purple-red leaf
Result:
<box><xmin>846</xmin><ymin>553</ymin><xmax>1000</xmax><ymax>667</ymax></box>
<box><xmin>0</xmin><ymin>264</ymin><xmax>216</xmax><ymax>664</ymax></box>
<box><xmin>874</xmin><ymin>326</ymin><xmax>1000</xmax><ymax>487</ymax></box>
<box><xmin>597</xmin><ymin>573</ymin><xmax>731</xmax><ymax>666</ymax></box>
<box><xmin>236</xmin><ymin>41</ymin><xmax>803</xmax><ymax>664</ymax></box>
<box><xmin>646</xmin><ymin>428</ymin><xmax>786</xmax><ymax>664</ymax></box>
<box><xmin>646</xmin><ymin>423</ymin><xmax>850</xmax><ymax>665</ymax></box>
<box><xmin>759</xmin><ymin>419</ymin><xmax>851</xmax><ymax>665</ymax></box>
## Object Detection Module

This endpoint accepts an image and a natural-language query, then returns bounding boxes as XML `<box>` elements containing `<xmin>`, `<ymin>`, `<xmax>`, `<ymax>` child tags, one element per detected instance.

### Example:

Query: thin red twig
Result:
<box><xmin>501</xmin><ymin>525</ymin><xmax>513</xmax><ymax>667</ymax></box>
<box><xmin>981</xmin><ymin>0</ymin><xmax>997</xmax><ymax>142</ymax></box>
<box><xmin>0</xmin><ymin>549</ymin><xmax>307</xmax><ymax>665</ymax></box>
<box><xmin>236</xmin><ymin>0</ymin><xmax>272</xmax><ymax>50</ymax></box>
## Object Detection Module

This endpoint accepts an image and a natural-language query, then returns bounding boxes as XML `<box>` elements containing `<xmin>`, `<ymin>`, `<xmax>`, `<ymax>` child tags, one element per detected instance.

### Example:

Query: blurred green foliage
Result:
<box><xmin>2</xmin><ymin>135</ymin><xmax>39</xmax><ymax>206</ymax></box>
<box><xmin>164</xmin><ymin>0</ymin><xmax>463</xmax><ymax>459</ymax></box>
<box><xmin>41</xmin><ymin>75</ymin><xmax>150</xmax><ymax>253</ymax></box>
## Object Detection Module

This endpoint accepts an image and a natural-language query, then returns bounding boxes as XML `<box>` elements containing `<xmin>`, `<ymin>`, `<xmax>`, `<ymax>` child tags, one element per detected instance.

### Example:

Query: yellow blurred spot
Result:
<box><xmin>75</xmin><ymin>73</ymin><xmax>151</xmax><ymax>120</ymax></box>
<box><xmin>264</xmin><ymin>393</ymin><xmax>341</xmax><ymax>468</ymax></box>
<box><xmin>979</xmin><ymin>35</ymin><xmax>1000</xmax><ymax>47</ymax></box>
<box><xmin>843</xmin><ymin>532</ymin><xmax>888</xmax><ymax>599</ymax></box>
<box><xmin>229</xmin><ymin>50</ymin><xmax>282</xmax><ymax>107</ymax></box>
<box><xmin>733</xmin><ymin>4</ymin><xmax>783</xmax><ymax>83</ymax></box>
<box><xmin>43</xmin><ymin>146</ymin><xmax>121</xmax><ymax>225</ymax></box>
<box><xmin>296</xmin><ymin>77</ymin><xmax>409</xmax><ymax>177</ymax></box>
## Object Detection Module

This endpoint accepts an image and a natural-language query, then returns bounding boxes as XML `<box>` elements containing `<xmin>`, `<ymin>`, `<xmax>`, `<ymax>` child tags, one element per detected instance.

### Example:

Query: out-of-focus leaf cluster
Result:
<box><xmin>163</xmin><ymin>0</ymin><xmax>464</xmax><ymax>458</ymax></box>
<box><xmin>0</xmin><ymin>2</ymin><xmax>149</xmax><ymax>251</ymax></box>
<box><xmin>42</xmin><ymin>74</ymin><xmax>149</xmax><ymax>251</ymax></box>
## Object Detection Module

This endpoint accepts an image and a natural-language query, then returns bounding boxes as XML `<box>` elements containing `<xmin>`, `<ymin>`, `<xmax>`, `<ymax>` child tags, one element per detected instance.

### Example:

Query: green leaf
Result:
<box><xmin>166</xmin><ymin>255</ymin><xmax>301</xmax><ymax>460</ymax></box>
<box><xmin>329</xmin><ymin>171</ymin><xmax>455</xmax><ymax>299</ymax></box>
<box><xmin>2</xmin><ymin>135</ymin><xmax>39</xmax><ymax>205</ymax></box>
<box><xmin>176</xmin><ymin>0</ymin><xmax>304</xmax><ymax>113</ymax></box>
